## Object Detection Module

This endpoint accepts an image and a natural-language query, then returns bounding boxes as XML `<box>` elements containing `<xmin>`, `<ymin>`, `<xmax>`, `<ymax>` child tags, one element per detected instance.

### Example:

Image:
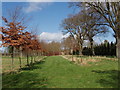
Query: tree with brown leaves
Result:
<box><xmin>1</xmin><ymin>16</ymin><xmax>27</xmax><ymax>69</ymax></box>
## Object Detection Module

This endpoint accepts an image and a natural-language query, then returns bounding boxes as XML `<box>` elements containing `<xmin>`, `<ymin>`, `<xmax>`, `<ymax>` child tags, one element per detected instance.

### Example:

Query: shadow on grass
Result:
<box><xmin>92</xmin><ymin>70</ymin><xmax>119</xmax><ymax>88</ymax></box>
<box><xmin>21</xmin><ymin>56</ymin><xmax>49</xmax><ymax>71</ymax></box>
<box><xmin>2</xmin><ymin>57</ymin><xmax>48</xmax><ymax>88</ymax></box>
<box><xmin>21</xmin><ymin>60</ymin><xmax>45</xmax><ymax>71</ymax></box>
<box><xmin>2</xmin><ymin>71</ymin><xmax>48</xmax><ymax>88</ymax></box>
<box><xmin>105</xmin><ymin>56</ymin><xmax>116</xmax><ymax>58</ymax></box>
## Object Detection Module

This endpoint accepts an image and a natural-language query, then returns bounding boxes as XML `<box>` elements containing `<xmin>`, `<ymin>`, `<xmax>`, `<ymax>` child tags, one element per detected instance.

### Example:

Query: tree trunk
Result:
<box><xmin>33</xmin><ymin>53</ymin><xmax>35</xmax><ymax>63</ymax></box>
<box><xmin>19</xmin><ymin>46</ymin><xmax>22</xmax><ymax>68</ymax></box>
<box><xmin>37</xmin><ymin>52</ymin><xmax>38</xmax><ymax>56</ymax></box>
<box><xmin>11</xmin><ymin>46</ymin><xmax>14</xmax><ymax>70</ymax></box>
<box><xmin>116</xmin><ymin>36</ymin><xmax>120</xmax><ymax>59</ymax></box>
<box><xmin>71</xmin><ymin>49</ymin><xmax>73</xmax><ymax>61</ymax></box>
<box><xmin>27</xmin><ymin>54</ymin><xmax>29</xmax><ymax>66</ymax></box>
<box><xmin>90</xmin><ymin>39</ymin><xmax>95</xmax><ymax>56</ymax></box>
<box><xmin>31</xmin><ymin>56</ymin><xmax>33</xmax><ymax>65</ymax></box>
<box><xmin>34</xmin><ymin>56</ymin><xmax>36</xmax><ymax>62</ymax></box>
<box><xmin>79</xmin><ymin>44</ymin><xmax>83</xmax><ymax>55</ymax></box>
<box><xmin>79</xmin><ymin>49</ymin><xmax>83</xmax><ymax>55</ymax></box>
<box><xmin>19</xmin><ymin>57</ymin><xmax>22</xmax><ymax>69</ymax></box>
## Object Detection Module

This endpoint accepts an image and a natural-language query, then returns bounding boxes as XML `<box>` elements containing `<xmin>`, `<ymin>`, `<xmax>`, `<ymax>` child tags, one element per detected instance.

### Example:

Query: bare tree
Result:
<box><xmin>71</xmin><ymin>2</ymin><xmax>120</xmax><ymax>58</ymax></box>
<box><xmin>62</xmin><ymin>36</ymin><xmax>77</xmax><ymax>55</ymax></box>
<box><xmin>79</xmin><ymin>9</ymin><xmax>108</xmax><ymax>55</ymax></box>
<box><xmin>61</xmin><ymin>13</ymin><xmax>87</xmax><ymax>55</ymax></box>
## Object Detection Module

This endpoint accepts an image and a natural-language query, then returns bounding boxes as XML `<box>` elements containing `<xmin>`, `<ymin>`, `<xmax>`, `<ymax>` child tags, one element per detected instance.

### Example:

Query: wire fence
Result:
<box><xmin>2</xmin><ymin>52</ymin><xmax>46</xmax><ymax>73</ymax></box>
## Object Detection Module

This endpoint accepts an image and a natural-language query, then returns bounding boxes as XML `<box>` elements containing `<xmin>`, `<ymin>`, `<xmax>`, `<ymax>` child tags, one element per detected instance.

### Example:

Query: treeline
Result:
<box><xmin>40</xmin><ymin>41</ymin><xmax>61</xmax><ymax>56</ymax></box>
<box><xmin>82</xmin><ymin>41</ymin><xmax>116</xmax><ymax>56</ymax></box>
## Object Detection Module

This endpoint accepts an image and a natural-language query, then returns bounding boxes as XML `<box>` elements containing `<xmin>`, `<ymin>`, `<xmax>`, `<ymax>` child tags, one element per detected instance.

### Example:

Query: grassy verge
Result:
<box><xmin>62</xmin><ymin>55</ymin><xmax>118</xmax><ymax>65</ymax></box>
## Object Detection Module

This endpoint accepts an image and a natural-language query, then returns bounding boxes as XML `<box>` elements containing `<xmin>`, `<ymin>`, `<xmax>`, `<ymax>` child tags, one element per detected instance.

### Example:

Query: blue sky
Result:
<box><xmin>1</xmin><ymin>2</ymin><xmax>116</xmax><ymax>46</ymax></box>
<box><xmin>2</xmin><ymin>2</ymin><xmax>76</xmax><ymax>33</ymax></box>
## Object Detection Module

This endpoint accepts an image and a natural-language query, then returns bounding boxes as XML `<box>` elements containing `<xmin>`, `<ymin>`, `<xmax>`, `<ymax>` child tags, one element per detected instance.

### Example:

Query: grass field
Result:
<box><xmin>2</xmin><ymin>55</ymin><xmax>45</xmax><ymax>73</ymax></box>
<box><xmin>2</xmin><ymin>56</ymin><xmax>119</xmax><ymax>88</ymax></box>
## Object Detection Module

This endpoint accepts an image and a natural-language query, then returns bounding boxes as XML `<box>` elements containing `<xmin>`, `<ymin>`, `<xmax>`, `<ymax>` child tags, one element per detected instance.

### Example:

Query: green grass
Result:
<box><xmin>2</xmin><ymin>56</ymin><xmax>119</xmax><ymax>88</ymax></box>
<box><xmin>2</xmin><ymin>56</ymin><xmax>45</xmax><ymax>73</ymax></box>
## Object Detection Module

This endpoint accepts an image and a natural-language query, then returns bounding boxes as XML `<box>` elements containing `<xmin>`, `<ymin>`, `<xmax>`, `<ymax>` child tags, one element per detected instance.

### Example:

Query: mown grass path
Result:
<box><xmin>2</xmin><ymin>56</ymin><xmax>118</xmax><ymax>88</ymax></box>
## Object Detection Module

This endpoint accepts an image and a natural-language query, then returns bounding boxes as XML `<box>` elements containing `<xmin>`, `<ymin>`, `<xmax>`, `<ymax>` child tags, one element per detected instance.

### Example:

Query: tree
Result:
<box><xmin>71</xmin><ymin>2</ymin><xmax>120</xmax><ymax>58</ymax></box>
<box><xmin>62</xmin><ymin>37</ymin><xmax>73</xmax><ymax>55</ymax></box>
<box><xmin>1</xmin><ymin>17</ymin><xmax>27</xmax><ymax>69</ymax></box>
<box><xmin>62</xmin><ymin>36</ymin><xmax>78</xmax><ymax>55</ymax></box>
<box><xmin>41</xmin><ymin>41</ymin><xmax>61</xmax><ymax>56</ymax></box>
<box><xmin>61</xmin><ymin>13</ymin><xmax>88</xmax><ymax>55</ymax></box>
<box><xmin>79</xmin><ymin>9</ymin><xmax>107</xmax><ymax>55</ymax></box>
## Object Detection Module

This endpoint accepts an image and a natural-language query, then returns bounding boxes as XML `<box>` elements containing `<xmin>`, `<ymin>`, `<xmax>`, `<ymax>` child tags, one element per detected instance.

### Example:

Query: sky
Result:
<box><xmin>2</xmin><ymin>2</ymin><xmax>76</xmax><ymax>41</ymax></box>
<box><xmin>1</xmin><ymin>1</ymin><xmax>116</xmax><ymax>52</ymax></box>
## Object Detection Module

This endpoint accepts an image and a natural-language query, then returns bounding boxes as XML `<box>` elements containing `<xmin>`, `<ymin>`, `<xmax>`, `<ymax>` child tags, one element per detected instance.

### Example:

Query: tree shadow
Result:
<box><xmin>92</xmin><ymin>70</ymin><xmax>119</xmax><ymax>88</ymax></box>
<box><xmin>2</xmin><ymin>71</ymin><xmax>48</xmax><ymax>88</ymax></box>
<box><xmin>20</xmin><ymin>66</ymin><xmax>42</xmax><ymax>71</ymax></box>
<box><xmin>35</xmin><ymin>60</ymin><xmax>46</xmax><ymax>65</ymax></box>
<box><xmin>2</xmin><ymin>57</ymin><xmax>48</xmax><ymax>88</ymax></box>
<box><xmin>20</xmin><ymin>60</ymin><xmax>46</xmax><ymax>71</ymax></box>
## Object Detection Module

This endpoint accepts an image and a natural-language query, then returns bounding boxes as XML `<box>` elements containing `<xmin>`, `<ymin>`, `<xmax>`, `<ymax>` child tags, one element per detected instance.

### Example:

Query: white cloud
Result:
<box><xmin>24</xmin><ymin>1</ymin><xmax>53</xmax><ymax>13</ymax></box>
<box><xmin>39</xmin><ymin>32</ymin><xmax>69</xmax><ymax>42</ymax></box>
<box><xmin>24</xmin><ymin>2</ymin><xmax>42</xmax><ymax>13</ymax></box>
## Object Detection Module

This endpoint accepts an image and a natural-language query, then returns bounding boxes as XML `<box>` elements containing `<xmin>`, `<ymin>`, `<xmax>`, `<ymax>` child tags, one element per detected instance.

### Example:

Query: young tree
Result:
<box><xmin>1</xmin><ymin>17</ymin><xmax>27</xmax><ymax>69</ymax></box>
<box><xmin>1</xmin><ymin>7</ymin><xmax>33</xmax><ymax>69</ymax></box>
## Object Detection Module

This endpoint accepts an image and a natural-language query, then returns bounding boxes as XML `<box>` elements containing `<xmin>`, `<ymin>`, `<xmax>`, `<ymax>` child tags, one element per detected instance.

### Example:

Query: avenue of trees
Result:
<box><xmin>1</xmin><ymin>1</ymin><xmax>119</xmax><ymax>71</ymax></box>
<box><xmin>61</xmin><ymin>2</ymin><xmax>120</xmax><ymax>58</ymax></box>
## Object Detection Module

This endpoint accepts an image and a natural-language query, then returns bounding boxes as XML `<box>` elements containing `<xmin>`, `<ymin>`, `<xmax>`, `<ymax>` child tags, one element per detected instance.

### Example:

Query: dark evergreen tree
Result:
<box><xmin>82</xmin><ymin>40</ymin><xmax>116</xmax><ymax>56</ymax></box>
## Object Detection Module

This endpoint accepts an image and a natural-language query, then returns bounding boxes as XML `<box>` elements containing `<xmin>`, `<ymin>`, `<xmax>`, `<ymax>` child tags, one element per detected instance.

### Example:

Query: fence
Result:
<box><xmin>2</xmin><ymin>52</ymin><xmax>45</xmax><ymax>73</ymax></box>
